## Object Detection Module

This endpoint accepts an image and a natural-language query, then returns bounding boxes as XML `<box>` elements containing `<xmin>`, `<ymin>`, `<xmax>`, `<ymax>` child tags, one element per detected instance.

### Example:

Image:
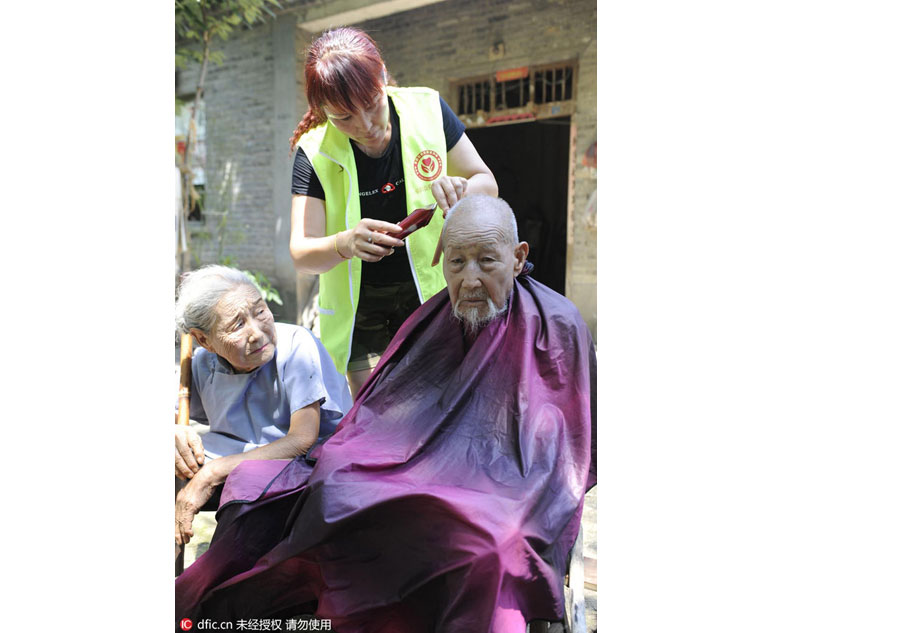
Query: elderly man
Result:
<box><xmin>176</xmin><ymin>196</ymin><xmax>596</xmax><ymax>632</ymax></box>
<box><xmin>173</xmin><ymin>265</ymin><xmax>352</xmax><ymax>547</ymax></box>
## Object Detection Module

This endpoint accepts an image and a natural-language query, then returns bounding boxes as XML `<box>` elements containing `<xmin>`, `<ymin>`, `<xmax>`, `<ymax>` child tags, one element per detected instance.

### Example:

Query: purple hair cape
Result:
<box><xmin>176</xmin><ymin>271</ymin><xmax>596</xmax><ymax>632</ymax></box>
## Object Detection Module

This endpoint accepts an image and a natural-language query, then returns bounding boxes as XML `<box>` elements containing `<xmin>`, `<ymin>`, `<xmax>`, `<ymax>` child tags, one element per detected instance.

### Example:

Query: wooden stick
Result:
<box><xmin>177</xmin><ymin>332</ymin><xmax>193</xmax><ymax>426</ymax></box>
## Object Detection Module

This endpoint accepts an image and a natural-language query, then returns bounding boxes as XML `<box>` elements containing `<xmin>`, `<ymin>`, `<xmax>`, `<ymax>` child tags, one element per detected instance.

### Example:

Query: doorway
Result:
<box><xmin>466</xmin><ymin>116</ymin><xmax>571</xmax><ymax>296</ymax></box>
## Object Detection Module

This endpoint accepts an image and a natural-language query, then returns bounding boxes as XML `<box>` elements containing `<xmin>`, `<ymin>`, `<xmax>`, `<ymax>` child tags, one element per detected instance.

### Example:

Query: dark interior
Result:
<box><xmin>466</xmin><ymin>116</ymin><xmax>570</xmax><ymax>296</ymax></box>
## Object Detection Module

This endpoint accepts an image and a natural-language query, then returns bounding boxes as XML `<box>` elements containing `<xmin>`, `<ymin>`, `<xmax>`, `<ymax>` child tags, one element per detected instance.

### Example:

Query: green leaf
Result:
<box><xmin>242</xmin><ymin>269</ymin><xmax>284</xmax><ymax>306</ymax></box>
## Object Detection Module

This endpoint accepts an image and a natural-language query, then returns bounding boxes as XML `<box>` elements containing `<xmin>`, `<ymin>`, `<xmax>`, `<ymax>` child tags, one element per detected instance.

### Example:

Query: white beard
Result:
<box><xmin>452</xmin><ymin>295</ymin><xmax>508</xmax><ymax>335</ymax></box>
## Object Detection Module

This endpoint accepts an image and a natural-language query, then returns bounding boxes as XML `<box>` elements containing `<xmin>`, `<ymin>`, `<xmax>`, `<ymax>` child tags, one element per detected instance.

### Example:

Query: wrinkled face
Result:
<box><xmin>199</xmin><ymin>285</ymin><xmax>276</xmax><ymax>373</ymax></box>
<box><xmin>442</xmin><ymin>219</ymin><xmax>528</xmax><ymax>332</ymax></box>
<box><xmin>322</xmin><ymin>84</ymin><xmax>390</xmax><ymax>149</ymax></box>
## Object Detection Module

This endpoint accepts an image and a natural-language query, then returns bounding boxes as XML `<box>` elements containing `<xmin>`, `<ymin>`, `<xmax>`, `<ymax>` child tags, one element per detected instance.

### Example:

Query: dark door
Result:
<box><xmin>466</xmin><ymin>116</ymin><xmax>570</xmax><ymax>295</ymax></box>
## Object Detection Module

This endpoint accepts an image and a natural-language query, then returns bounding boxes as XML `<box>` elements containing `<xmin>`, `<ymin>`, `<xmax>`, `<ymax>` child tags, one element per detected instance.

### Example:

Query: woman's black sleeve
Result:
<box><xmin>291</xmin><ymin>146</ymin><xmax>327</xmax><ymax>199</ymax></box>
<box><xmin>440</xmin><ymin>96</ymin><xmax>466</xmax><ymax>152</ymax></box>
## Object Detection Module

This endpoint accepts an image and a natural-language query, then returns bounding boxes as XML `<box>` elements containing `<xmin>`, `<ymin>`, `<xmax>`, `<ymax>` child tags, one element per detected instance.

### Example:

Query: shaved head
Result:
<box><xmin>443</xmin><ymin>195</ymin><xmax>519</xmax><ymax>247</ymax></box>
<box><xmin>440</xmin><ymin>195</ymin><xmax>529</xmax><ymax>334</ymax></box>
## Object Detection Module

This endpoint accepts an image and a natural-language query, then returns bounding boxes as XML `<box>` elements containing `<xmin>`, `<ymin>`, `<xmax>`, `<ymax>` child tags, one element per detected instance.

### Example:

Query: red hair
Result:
<box><xmin>289</xmin><ymin>27</ymin><xmax>396</xmax><ymax>152</ymax></box>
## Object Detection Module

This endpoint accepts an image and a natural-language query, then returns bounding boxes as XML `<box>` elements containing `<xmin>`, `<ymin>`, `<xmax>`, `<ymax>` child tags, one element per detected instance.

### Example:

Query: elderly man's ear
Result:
<box><xmin>512</xmin><ymin>241</ymin><xmax>529</xmax><ymax>276</ymax></box>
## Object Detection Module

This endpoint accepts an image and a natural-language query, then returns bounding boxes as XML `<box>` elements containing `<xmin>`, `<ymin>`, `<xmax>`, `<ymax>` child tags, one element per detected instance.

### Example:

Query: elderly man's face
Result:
<box><xmin>195</xmin><ymin>285</ymin><xmax>277</xmax><ymax>373</ymax></box>
<box><xmin>442</xmin><ymin>219</ymin><xmax>528</xmax><ymax>331</ymax></box>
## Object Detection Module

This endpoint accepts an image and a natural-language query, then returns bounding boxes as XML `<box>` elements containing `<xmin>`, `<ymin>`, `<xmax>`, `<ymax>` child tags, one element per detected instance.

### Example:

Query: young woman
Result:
<box><xmin>288</xmin><ymin>27</ymin><xmax>498</xmax><ymax>396</ymax></box>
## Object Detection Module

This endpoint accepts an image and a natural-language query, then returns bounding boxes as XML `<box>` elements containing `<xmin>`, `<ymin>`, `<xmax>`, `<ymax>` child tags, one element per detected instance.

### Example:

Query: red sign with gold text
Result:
<box><xmin>495</xmin><ymin>66</ymin><xmax>529</xmax><ymax>82</ymax></box>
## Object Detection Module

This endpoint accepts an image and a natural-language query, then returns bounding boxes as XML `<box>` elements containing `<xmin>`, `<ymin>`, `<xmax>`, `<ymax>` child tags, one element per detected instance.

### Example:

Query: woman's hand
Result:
<box><xmin>175</xmin><ymin>466</ymin><xmax>218</xmax><ymax>546</ymax></box>
<box><xmin>431</xmin><ymin>176</ymin><xmax>468</xmax><ymax>216</ymax></box>
<box><xmin>338</xmin><ymin>218</ymin><xmax>406</xmax><ymax>262</ymax></box>
<box><xmin>175</xmin><ymin>425</ymin><xmax>205</xmax><ymax>480</ymax></box>
<box><xmin>292</xmin><ymin>196</ymin><xmax>401</xmax><ymax>272</ymax></box>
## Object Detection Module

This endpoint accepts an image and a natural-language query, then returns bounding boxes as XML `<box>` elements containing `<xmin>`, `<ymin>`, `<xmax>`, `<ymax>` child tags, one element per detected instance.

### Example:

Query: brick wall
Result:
<box><xmin>196</xmin><ymin>24</ymin><xmax>275</xmax><ymax>272</ymax></box>
<box><xmin>179</xmin><ymin>20</ymin><xmax>298</xmax><ymax>321</ymax></box>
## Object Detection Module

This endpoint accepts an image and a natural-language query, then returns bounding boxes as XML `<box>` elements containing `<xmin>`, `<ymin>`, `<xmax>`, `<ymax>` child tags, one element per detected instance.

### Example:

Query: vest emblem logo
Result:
<box><xmin>413</xmin><ymin>150</ymin><xmax>442</xmax><ymax>182</ymax></box>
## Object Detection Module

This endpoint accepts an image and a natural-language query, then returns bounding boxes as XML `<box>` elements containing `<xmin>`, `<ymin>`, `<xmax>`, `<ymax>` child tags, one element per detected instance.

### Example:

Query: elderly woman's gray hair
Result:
<box><xmin>175</xmin><ymin>265</ymin><xmax>260</xmax><ymax>335</ymax></box>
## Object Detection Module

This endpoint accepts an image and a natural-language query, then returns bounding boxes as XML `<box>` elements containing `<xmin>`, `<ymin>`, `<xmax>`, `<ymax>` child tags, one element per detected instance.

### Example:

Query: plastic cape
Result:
<box><xmin>175</xmin><ymin>271</ymin><xmax>596</xmax><ymax>632</ymax></box>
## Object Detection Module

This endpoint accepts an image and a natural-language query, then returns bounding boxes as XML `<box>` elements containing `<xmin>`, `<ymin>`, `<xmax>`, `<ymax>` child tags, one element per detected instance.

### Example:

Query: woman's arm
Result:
<box><xmin>175</xmin><ymin>401</ymin><xmax>322</xmax><ymax>545</ymax></box>
<box><xmin>289</xmin><ymin>194</ymin><xmax>406</xmax><ymax>272</ymax></box>
<box><xmin>431</xmin><ymin>133</ymin><xmax>499</xmax><ymax>213</ymax></box>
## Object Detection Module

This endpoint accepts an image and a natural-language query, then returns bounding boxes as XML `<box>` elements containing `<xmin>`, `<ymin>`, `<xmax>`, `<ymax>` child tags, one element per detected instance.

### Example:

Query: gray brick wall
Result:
<box><xmin>179</xmin><ymin>24</ymin><xmax>277</xmax><ymax>274</ymax></box>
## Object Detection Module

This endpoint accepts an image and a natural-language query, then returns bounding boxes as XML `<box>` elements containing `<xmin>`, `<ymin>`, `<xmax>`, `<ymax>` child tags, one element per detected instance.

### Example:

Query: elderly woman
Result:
<box><xmin>174</xmin><ymin>265</ymin><xmax>352</xmax><ymax>546</ymax></box>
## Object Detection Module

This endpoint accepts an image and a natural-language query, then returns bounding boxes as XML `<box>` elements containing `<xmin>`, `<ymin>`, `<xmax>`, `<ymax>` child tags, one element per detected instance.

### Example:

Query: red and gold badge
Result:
<box><xmin>413</xmin><ymin>150</ymin><xmax>442</xmax><ymax>182</ymax></box>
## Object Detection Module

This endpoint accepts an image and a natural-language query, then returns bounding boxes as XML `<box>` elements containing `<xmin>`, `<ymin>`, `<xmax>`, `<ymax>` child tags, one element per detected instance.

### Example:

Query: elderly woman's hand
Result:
<box><xmin>175</xmin><ymin>466</ymin><xmax>218</xmax><ymax>546</ymax></box>
<box><xmin>175</xmin><ymin>425</ymin><xmax>205</xmax><ymax>480</ymax></box>
<box><xmin>431</xmin><ymin>176</ymin><xmax>468</xmax><ymax>216</ymax></box>
<box><xmin>338</xmin><ymin>218</ymin><xmax>405</xmax><ymax>262</ymax></box>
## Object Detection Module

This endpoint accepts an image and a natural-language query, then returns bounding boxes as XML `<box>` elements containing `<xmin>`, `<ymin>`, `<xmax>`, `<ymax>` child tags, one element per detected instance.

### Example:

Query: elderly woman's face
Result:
<box><xmin>204</xmin><ymin>285</ymin><xmax>276</xmax><ymax>373</ymax></box>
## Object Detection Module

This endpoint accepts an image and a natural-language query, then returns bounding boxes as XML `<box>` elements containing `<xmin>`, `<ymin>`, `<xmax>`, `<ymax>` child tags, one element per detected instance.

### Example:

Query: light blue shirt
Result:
<box><xmin>189</xmin><ymin>323</ymin><xmax>352</xmax><ymax>459</ymax></box>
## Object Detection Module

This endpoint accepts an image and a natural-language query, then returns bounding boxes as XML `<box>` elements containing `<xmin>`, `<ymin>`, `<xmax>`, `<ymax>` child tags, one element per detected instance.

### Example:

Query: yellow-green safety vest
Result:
<box><xmin>297</xmin><ymin>86</ymin><xmax>449</xmax><ymax>374</ymax></box>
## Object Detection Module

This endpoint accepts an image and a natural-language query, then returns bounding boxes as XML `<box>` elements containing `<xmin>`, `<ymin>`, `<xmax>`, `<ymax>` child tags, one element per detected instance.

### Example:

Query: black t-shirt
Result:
<box><xmin>292</xmin><ymin>95</ymin><xmax>465</xmax><ymax>284</ymax></box>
